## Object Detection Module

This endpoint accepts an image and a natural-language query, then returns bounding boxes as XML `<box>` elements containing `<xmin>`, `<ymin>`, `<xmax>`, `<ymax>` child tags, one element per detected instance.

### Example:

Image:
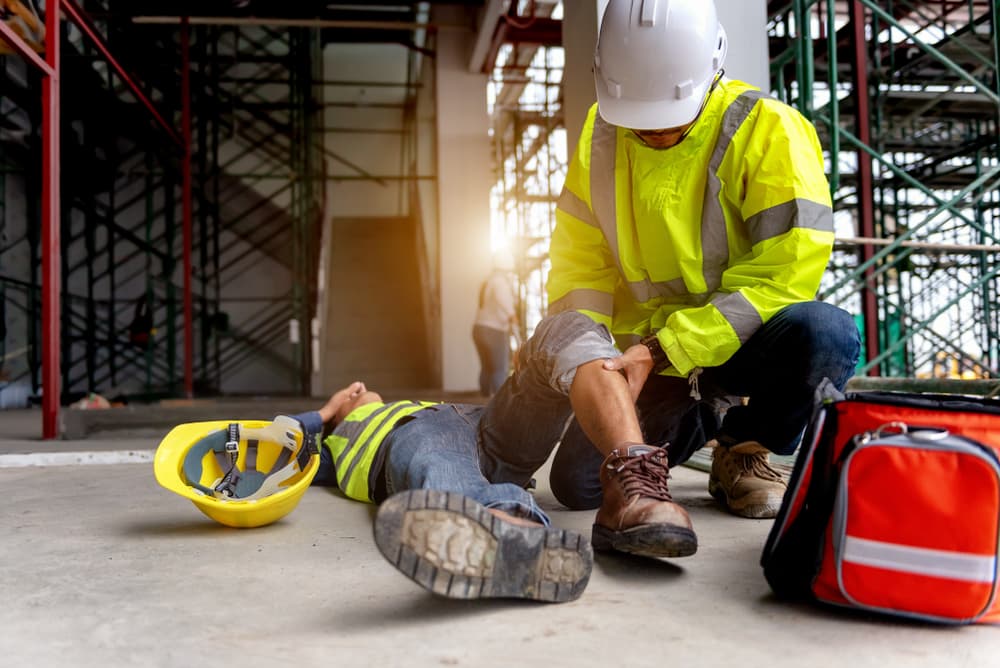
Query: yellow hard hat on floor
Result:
<box><xmin>154</xmin><ymin>415</ymin><xmax>320</xmax><ymax>528</ymax></box>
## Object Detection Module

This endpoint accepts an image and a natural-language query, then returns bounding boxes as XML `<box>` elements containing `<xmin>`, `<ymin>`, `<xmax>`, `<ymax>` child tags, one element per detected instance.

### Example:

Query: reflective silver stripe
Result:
<box><xmin>590</xmin><ymin>115</ymin><xmax>619</xmax><ymax>259</ymax></box>
<box><xmin>711</xmin><ymin>291</ymin><xmax>762</xmax><ymax>343</ymax></box>
<box><xmin>557</xmin><ymin>189</ymin><xmax>597</xmax><ymax>227</ymax></box>
<box><xmin>549</xmin><ymin>289</ymin><xmax>613</xmax><ymax>317</ymax></box>
<box><xmin>339</xmin><ymin>402</ymin><xmax>421</xmax><ymax>486</ymax></box>
<box><xmin>590</xmin><ymin>116</ymin><xmax>687</xmax><ymax>304</ymax></box>
<box><xmin>627</xmin><ymin>280</ymin><xmax>659</xmax><ymax>303</ymax></box>
<box><xmin>702</xmin><ymin>90</ymin><xmax>763</xmax><ymax>293</ymax></box>
<box><xmin>843</xmin><ymin>535</ymin><xmax>997</xmax><ymax>584</ymax></box>
<box><xmin>746</xmin><ymin>198</ymin><xmax>834</xmax><ymax>244</ymax></box>
<box><xmin>654</xmin><ymin>278</ymin><xmax>696</xmax><ymax>299</ymax></box>
<box><xmin>629</xmin><ymin>279</ymin><xmax>707</xmax><ymax>302</ymax></box>
<box><xmin>333</xmin><ymin>417</ymin><xmax>372</xmax><ymax>470</ymax></box>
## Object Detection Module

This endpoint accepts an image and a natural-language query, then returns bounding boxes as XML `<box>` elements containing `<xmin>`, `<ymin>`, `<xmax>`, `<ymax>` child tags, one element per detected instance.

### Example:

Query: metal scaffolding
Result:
<box><xmin>487</xmin><ymin>0</ymin><xmax>564</xmax><ymax>340</ymax></box>
<box><xmin>0</xmin><ymin>1</ymin><xmax>327</xmax><ymax>435</ymax></box>
<box><xmin>769</xmin><ymin>0</ymin><xmax>1000</xmax><ymax>379</ymax></box>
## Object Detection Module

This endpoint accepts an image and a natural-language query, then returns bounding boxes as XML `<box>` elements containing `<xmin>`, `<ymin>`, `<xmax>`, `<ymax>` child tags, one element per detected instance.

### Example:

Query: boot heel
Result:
<box><xmin>591</xmin><ymin>524</ymin><xmax>615</xmax><ymax>552</ymax></box>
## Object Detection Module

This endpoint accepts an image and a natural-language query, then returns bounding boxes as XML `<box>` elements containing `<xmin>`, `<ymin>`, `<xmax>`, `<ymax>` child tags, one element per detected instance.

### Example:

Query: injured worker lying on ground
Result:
<box><xmin>307</xmin><ymin>333</ymin><xmax>762</xmax><ymax>604</ymax></box>
<box><xmin>308</xmin><ymin>380</ymin><xmax>594</xmax><ymax>604</ymax></box>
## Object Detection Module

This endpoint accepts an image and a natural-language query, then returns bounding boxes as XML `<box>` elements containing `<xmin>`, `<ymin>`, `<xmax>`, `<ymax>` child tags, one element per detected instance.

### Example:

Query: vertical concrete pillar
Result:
<box><xmin>716</xmin><ymin>0</ymin><xmax>769</xmax><ymax>90</ymax></box>
<box><xmin>561</xmin><ymin>1</ymin><xmax>602</xmax><ymax>158</ymax></box>
<box><xmin>436</xmin><ymin>20</ymin><xmax>492</xmax><ymax>391</ymax></box>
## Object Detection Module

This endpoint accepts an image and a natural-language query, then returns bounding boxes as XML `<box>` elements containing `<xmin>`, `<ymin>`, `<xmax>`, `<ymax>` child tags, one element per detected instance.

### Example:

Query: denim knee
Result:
<box><xmin>546</xmin><ymin>422</ymin><xmax>605</xmax><ymax>510</ymax></box>
<box><xmin>783</xmin><ymin>302</ymin><xmax>860</xmax><ymax>389</ymax></box>
<box><xmin>550</xmin><ymin>471</ymin><xmax>602</xmax><ymax>511</ymax></box>
<box><xmin>518</xmin><ymin>311</ymin><xmax>618</xmax><ymax>393</ymax></box>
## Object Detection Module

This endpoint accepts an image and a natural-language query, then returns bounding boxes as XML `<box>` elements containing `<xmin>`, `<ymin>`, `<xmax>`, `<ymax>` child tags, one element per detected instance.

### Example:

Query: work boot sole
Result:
<box><xmin>591</xmin><ymin>523</ymin><xmax>698</xmax><ymax>558</ymax></box>
<box><xmin>374</xmin><ymin>489</ymin><xmax>593</xmax><ymax>602</ymax></box>
<box><xmin>708</xmin><ymin>479</ymin><xmax>783</xmax><ymax>519</ymax></box>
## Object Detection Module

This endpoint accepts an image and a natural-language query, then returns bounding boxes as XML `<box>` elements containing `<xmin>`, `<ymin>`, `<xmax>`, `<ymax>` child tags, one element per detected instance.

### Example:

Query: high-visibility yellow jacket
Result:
<box><xmin>549</xmin><ymin>79</ymin><xmax>834</xmax><ymax>376</ymax></box>
<box><xmin>324</xmin><ymin>400</ymin><xmax>436</xmax><ymax>502</ymax></box>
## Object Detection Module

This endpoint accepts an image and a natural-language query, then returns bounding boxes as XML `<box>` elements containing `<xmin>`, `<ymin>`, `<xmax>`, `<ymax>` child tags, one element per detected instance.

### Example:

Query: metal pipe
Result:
<box><xmin>182</xmin><ymin>17</ymin><xmax>194</xmax><ymax>398</ymax></box>
<box><xmin>131</xmin><ymin>16</ymin><xmax>466</xmax><ymax>31</ymax></box>
<box><xmin>846</xmin><ymin>376</ymin><xmax>1000</xmax><ymax>396</ymax></box>
<box><xmin>793</xmin><ymin>1</ymin><xmax>808</xmax><ymax>116</ymax></box>
<box><xmin>849</xmin><ymin>0</ymin><xmax>881</xmax><ymax>376</ymax></box>
<box><xmin>836</xmin><ymin>236</ymin><xmax>1000</xmax><ymax>252</ymax></box>
<box><xmin>41</xmin><ymin>0</ymin><xmax>61</xmax><ymax>439</ymax></box>
<box><xmin>219</xmin><ymin>78</ymin><xmax>422</xmax><ymax>88</ymax></box>
<box><xmin>826</xmin><ymin>0</ymin><xmax>840</xmax><ymax>193</ymax></box>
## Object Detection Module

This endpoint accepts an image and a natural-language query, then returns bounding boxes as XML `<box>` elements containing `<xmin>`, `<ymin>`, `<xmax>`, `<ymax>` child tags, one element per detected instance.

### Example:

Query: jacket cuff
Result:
<box><xmin>289</xmin><ymin>410</ymin><xmax>324</xmax><ymax>438</ymax></box>
<box><xmin>658</xmin><ymin>328</ymin><xmax>695</xmax><ymax>376</ymax></box>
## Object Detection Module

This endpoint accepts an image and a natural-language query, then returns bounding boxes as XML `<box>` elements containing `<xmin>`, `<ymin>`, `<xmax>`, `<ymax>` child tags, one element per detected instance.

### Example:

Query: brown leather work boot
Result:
<box><xmin>708</xmin><ymin>439</ymin><xmax>788</xmax><ymax>519</ymax></box>
<box><xmin>592</xmin><ymin>445</ymin><xmax>697</xmax><ymax>558</ymax></box>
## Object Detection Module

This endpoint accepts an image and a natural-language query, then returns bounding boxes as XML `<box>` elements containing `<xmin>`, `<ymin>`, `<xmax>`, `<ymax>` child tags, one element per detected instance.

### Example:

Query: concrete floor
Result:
<box><xmin>0</xmin><ymin>406</ymin><xmax>997</xmax><ymax>667</ymax></box>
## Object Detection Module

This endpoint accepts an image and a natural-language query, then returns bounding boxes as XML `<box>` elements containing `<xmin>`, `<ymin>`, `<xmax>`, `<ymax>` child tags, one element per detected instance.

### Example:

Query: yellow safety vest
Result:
<box><xmin>324</xmin><ymin>400</ymin><xmax>436</xmax><ymax>502</ymax></box>
<box><xmin>548</xmin><ymin>78</ymin><xmax>835</xmax><ymax>376</ymax></box>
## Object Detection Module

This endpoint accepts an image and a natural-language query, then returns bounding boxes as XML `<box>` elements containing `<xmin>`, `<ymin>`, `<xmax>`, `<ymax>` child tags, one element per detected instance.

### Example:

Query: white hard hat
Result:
<box><xmin>594</xmin><ymin>0</ymin><xmax>728</xmax><ymax>130</ymax></box>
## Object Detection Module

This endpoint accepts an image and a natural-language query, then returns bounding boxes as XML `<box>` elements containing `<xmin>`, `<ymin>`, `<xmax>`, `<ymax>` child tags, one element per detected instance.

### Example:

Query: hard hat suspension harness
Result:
<box><xmin>214</xmin><ymin>423</ymin><xmax>242</xmax><ymax>497</ymax></box>
<box><xmin>182</xmin><ymin>415</ymin><xmax>319</xmax><ymax>502</ymax></box>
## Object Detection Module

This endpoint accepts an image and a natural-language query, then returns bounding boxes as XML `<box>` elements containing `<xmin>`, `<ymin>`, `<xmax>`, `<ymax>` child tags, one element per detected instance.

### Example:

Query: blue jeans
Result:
<box><xmin>313</xmin><ymin>403</ymin><xmax>550</xmax><ymax>525</ymax></box>
<box><xmin>472</xmin><ymin>324</ymin><xmax>510</xmax><ymax>396</ymax></box>
<box><xmin>313</xmin><ymin>405</ymin><xmax>549</xmax><ymax>524</ymax></box>
<box><xmin>477</xmin><ymin>302</ymin><xmax>861</xmax><ymax>510</ymax></box>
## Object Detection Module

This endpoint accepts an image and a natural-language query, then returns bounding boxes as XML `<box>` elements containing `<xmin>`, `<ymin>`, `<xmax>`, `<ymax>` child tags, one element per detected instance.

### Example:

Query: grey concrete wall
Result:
<box><xmin>717</xmin><ymin>0</ymin><xmax>770</xmax><ymax>90</ymax></box>
<box><xmin>323</xmin><ymin>43</ymin><xmax>411</xmax><ymax>218</ymax></box>
<box><xmin>434</xmin><ymin>10</ymin><xmax>492</xmax><ymax>392</ymax></box>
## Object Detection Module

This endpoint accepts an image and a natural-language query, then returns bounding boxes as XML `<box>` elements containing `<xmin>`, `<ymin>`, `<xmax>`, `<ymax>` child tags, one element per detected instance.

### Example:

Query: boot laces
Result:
<box><xmin>732</xmin><ymin>449</ymin><xmax>784</xmax><ymax>483</ymax></box>
<box><xmin>610</xmin><ymin>449</ymin><xmax>673</xmax><ymax>501</ymax></box>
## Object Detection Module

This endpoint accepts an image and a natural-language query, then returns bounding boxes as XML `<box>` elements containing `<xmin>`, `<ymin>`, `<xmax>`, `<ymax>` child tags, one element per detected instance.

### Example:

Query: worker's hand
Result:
<box><xmin>318</xmin><ymin>381</ymin><xmax>366</xmax><ymax>425</ymax></box>
<box><xmin>602</xmin><ymin>344</ymin><xmax>654</xmax><ymax>401</ymax></box>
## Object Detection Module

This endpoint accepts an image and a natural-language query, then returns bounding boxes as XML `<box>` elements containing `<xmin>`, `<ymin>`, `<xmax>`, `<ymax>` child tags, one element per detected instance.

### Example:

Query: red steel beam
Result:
<box><xmin>42</xmin><ymin>1</ymin><xmax>62</xmax><ymax>438</ymax></box>
<box><xmin>181</xmin><ymin>17</ymin><xmax>194</xmax><ymax>397</ymax></box>
<box><xmin>61</xmin><ymin>0</ymin><xmax>182</xmax><ymax>147</ymax></box>
<box><xmin>0</xmin><ymin>17</ymin><xmax>54</xmax><ymax>76</ymax></box>
<box><xmin>850</xmin><ymin>0</ymin><xmax>880</xmax><ymax>376</ymax></box>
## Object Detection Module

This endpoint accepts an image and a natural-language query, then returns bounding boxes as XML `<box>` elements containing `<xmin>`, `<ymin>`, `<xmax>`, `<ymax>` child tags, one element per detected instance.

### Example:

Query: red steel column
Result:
<box><xmin>181</xmin><ymin>17</ymin><xmax>194</xmax><ymax>397</ymax></box>
<box><xmin>850</xmin><ymin>0</ymin><xmax>880</xmax><ymax>376</ymax></box>
<box><xmin>42</xmin><ymin>1</ymin><xmax>62</xmax><ymax>438</ymax></box>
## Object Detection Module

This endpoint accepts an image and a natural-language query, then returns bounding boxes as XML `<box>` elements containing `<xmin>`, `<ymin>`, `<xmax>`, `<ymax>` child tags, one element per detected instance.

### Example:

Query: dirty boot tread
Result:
<box><xmin>375</xmin><ymin>489</ymin><xmax>592</xmax><ymax>602</ymax></box>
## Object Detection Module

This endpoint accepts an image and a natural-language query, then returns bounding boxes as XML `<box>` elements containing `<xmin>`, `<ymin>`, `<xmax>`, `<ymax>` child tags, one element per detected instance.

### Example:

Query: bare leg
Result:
<box><xmin>568</xmin><ymin>360</ymin><xmax>643</xmax><ymax>455</ymax></box>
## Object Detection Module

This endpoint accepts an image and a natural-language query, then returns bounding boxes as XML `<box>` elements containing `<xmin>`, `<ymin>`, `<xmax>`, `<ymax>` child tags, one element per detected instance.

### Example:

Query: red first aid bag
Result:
<box><xmin>761</xmin><ymin>385</ymin><xmax>1000</xmax><ymax>624</ymax></box>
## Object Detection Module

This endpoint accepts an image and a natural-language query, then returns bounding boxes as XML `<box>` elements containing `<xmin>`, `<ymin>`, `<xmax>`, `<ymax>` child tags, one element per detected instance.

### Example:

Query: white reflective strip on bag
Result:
<box><xmin>843</xmin><ymin>535</ymin><xmax>997</xmax><ymax>583</ymax></box>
